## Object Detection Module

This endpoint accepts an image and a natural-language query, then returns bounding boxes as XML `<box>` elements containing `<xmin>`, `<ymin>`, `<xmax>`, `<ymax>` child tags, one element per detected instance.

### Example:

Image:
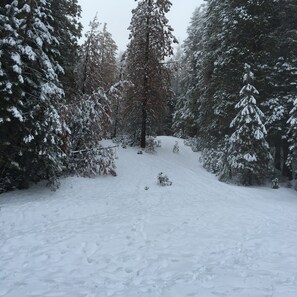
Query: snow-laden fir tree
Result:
<box><xmin>287</xmin><ymin>98</ymin><xmax>297</xmax><ymax>184</ymax></box>
<box><xmin>99</xmin><ymin>23</ymin><xmax>118</xmax><ymax>89</ymax></box>
<box><xmin>50</xmin><ymin>0</ymin><xmax>82</xmax><ymax>98</ymax></box>
<box><xmin>0</xmin><ymin>0</ymin><xmax>23</xmax><ymax>191</ymax></box>
<box><xmin>0</xmin><ymin>0</ymin><xmax>64</xmax><ymax>191</ymax></box>
<box><xmin>50</xmin><ymin>0</ymin><xmax>82</xmax><ymax>172</ymax></box>
<box><xmin>77</xmin><ymin>15</ymin><xmax>103</xmax><ymax>94</ymax></box>
<box><xmin>264</xmin><ymin>0</ymin><xmax>297</xmax><ymax>178</ymax></box>
<box><xmin>225</xmin><ymin>64</ymin><xmax>271</xmax><ymax>185</ymax></box>
<box><xmin>124</xmin><ymin>0</ymin><xmax>177</xmax><ymax>148</ymax></box>
<box><xmin>169</xmin><ymin>46</ymin><xmax>186</xmax><ymax>137</ymax></box>
<box><xmin>109</xmin><ymin>79</ymin><xmax>133</xmax><ymax>138</ymax></box>
<box><xmin>64</xmin><ymin>17</ymin><xmax>120</xmax><ymax>177</ymax></box>
<box><xmin>172</xmin><ymin>6</ymin><xmax>206</xmax><ymax>138</ymax></box>
<box><xmin>198</xmin><ymin>0</ymin><xmax>231</xmax><ymax>146</ymax></box>
<box><xmin>195</xmin><ymin>0</ymin><xmax>295</xmax><ymax>179</ymax></box>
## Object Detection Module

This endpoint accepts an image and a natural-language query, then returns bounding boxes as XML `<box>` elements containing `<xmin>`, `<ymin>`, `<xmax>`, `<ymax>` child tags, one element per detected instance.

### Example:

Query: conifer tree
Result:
<box><xmin>173</xmin><ymin>6</ymin><xmax>206</xmax><ymax>138</ymax></box>
<box><xmin>78</xmin><ymin>15</ymin><xmax>103</xmax><ymax>94</ymax></box>
<box><xmin>188</xmin><ymin>1</ymin><xmax>296</xmax><ymax>180</ymax></box>
<box><xmin>287</xmin><ymin>98</ymin><xmax>297</xmax><ymax>183</ymax></box>
<box><xmin>264</xmin><ymin>0</ymin><xmax>297</xmax><ymax>178</ymax></box>
<box><xmin>64</xmin><ymin>17</ymin><xmax>120</xmax><ymax>177</ymax></box>
<box><xmin>124</xmin><ymin>0</ymin><xmax>177</xmax><ymax>148</ymax></box>
<box><xmin>199</xmin><ymin>0</ymin><xmax>277</xmax><ymax>146</ymax></box>
<box><xmin>99</xmin><ymin>23</ymin><xmax>118</xmax><ymax>89</ymax></box>
<box><xmin>0</xmin><ymin>0</ymin><xmax>64</xmax><ymax>191</ymax></box>
<box><xmin>0</xmin><ymin>0</ymin><xmax>24</xmax><ymax>191</ymax></box>
<box><xmin>198</xmin><ymin>0</ymin><xmax>230</xmax><ymax>146</ymax></box>
<box><xmin>226</xmin><ymin>64</ymin><xmax>271</xmax><ymax>185</ymax></box>
<box><xmin>66</xmin><ymin>17</ymin><xmax>109</xmax><ymax>171</ymax></box>
<box><xmin>51</xmin><ymin>0</ymin><xmax>82</xmax><ymax>98</ymax></box>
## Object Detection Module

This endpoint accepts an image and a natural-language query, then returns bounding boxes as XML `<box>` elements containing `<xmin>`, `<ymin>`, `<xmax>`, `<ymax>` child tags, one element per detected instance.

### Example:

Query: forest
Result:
<box><xmin>0</xmin><ymin>0</ymin><xmax>296</xmax><ymax>193</ymax></box>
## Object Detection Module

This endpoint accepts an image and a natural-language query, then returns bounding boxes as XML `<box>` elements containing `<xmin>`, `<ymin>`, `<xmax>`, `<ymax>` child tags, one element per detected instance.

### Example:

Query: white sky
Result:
<box><xmin>78</xmin><ymin>0</ymin><xmax>204</xmax><ymax>52</ymax></box>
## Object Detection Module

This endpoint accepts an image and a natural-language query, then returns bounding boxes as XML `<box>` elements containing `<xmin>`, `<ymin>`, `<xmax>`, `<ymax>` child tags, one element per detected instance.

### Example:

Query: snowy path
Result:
<box><xmin>0</xmin><ymin>136</ymin><xmax>297</xmax><ymax>297</ymax></box>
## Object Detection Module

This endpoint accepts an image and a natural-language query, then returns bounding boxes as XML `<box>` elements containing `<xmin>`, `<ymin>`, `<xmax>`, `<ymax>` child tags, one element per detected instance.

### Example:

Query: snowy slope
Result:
<box><xmin>0</xmin><ymin>136</ymin><xmax>297</xmax><ymax>297</ymax></box>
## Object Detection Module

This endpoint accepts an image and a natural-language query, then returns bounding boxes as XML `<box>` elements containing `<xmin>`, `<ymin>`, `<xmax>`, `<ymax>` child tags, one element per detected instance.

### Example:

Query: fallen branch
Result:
<box><xmin>71</xmin><ymin>145</ymin><xmax>118</xmax><ymax>155</ymax></box>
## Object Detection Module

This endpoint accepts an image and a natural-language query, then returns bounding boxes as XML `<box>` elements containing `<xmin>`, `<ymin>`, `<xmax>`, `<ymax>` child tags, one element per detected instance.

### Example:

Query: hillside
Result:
<box><xmin>0</xmin><ymin>136</ymin><xmax>296</xmax><ymax>297</ymax></box>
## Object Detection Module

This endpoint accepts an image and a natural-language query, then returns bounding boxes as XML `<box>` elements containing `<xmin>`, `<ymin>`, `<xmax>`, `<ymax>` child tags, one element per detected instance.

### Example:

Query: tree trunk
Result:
<box><xmin>140</xmin><ymin>0</ymin><xmax>151</xmax><ymax>148</ymax></box>
<box><xmin>274</xmin><ymin>137</ymin><xmax>281</xmax><ymax>171</ymax></box>
<box><xmin>140</xmin><ymin>104</ymin><xmax>147</xmax><ymax>148</ymax></box>
<box><xmin>112</xmin><ymin>102</ymin><xmax>119</xmax><ymax>138</ymax></box>
<box><xmin>282</xmin><ymin>138</ymin><xmax>292</xmax><ymax>179</ymax></box>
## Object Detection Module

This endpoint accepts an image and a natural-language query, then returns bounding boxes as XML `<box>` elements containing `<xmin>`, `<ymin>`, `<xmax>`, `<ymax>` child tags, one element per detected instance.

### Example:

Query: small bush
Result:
<box><xmin>157</xmin><ymin>172</ymin><xmax>172</xmax><ymax>186</ymax></box>
<box><xmin>173</xmin><ymin>141</ymin><xmax>179</xmax><ymax>153</ymax></box>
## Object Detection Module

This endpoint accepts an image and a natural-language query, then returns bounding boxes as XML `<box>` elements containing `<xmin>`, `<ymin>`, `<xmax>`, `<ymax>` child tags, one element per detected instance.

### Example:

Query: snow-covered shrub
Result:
<box><xmin>173</xmin><ymin>141</ymin><xmax>179</xmax><ymax>153</ymax></box>
<box><xmin>0</xmin><ymin>174</ymin><xmax>16</xmax><ymax>194</ymax></box>
<box><xmin>145</xmin><ymin>136</ymin><xmax>158</xmax><ymax>153</ymax></box>
<box><xmin>69</xmin><ymin>146</ymin><xmax>116</xmax><ymax>177</ymax></box>
<box><xmin>62</xmin><ymin>85</ymin><xmax>116</xmax><ymax>178</ymax></box>
<box><xmin>112</xmin><ymin>135</ymin><xmax>132</xmax><ymax>148</ymax></box>
<box><xmin>184</xmin><ymin>137</ymin><xmax>202</xmax><ymax>152</ymax></box>
<box><xmin>156</xmin><ymin>140</ymin><xmax>162</xmax><ymax>148</ymax></box>
<box><xmin>157</xmin><ymin>172</ymin><xmax>172</xmax><ymax>186</ymax></box>
<box><xmin>200</xmin><ymin>146</ymin><xmax>225</xmax><ymax>175</ymax></box>
<box><xmin>97</xmin><ymin>148</ymin><xmax>117</xmax><ymax>176</ymax></box>
<box><xmin>271</xmin><ymin>178</ymin><xmax>279</xmax><ymax>189</ymax></box>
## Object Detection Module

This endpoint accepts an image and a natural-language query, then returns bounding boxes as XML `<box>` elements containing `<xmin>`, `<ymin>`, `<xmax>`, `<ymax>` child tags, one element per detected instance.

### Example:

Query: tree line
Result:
<box><xmin>0</xmin><ymin>0</ymin><xmax>177</xmax><ymax>193</ymax></box>
<box><xmin>172</xmin><ymin>0</ymin><xmax>297</xmax><ymax>186</ymax></box>
<box><xmin>0</xmin><ymin>0</ymin><xmax>123</xmax><ymax>192</ymax></box>
<box><xmin>1</xmin><ymin>0</ymin><xmax>296</xmax><ymax>193</ymax></box>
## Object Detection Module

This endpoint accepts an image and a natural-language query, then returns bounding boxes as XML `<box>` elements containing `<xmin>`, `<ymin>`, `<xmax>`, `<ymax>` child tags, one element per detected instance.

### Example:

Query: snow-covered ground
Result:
<box><xmin>1</xmin><ymin>136</ymin><xmax>297</xmax><ymax>297</ymax></box>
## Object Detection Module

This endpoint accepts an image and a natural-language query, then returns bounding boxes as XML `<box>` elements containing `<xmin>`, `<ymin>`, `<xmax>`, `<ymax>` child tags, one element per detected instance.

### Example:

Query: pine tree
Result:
<box><xmin>0</xmin><ymin>0</ymin><xmax>24</xmax><ymax>191</ymax></box>
<box><xmin>124</xmin><ymin>0</ymin><xmax>177</xmax><ymax>148</ymax></box>
<box><xmin>226</xmin><ymin>64</ymin><xmax>271</xmax><ymax>185</ymax></box>
<box><xmin>287</xmin><ymin>98</ymin><xmax>297</xmax><ymax>183</ymax></box>
<box><xmin>0</xmin><ymin>0</ymin><xmax>64</xmax><ymax>191</ymax></box>
<box><xmin>64</xmin><ymin>17</ymin><xmax>120</xmax><ymax>177</ymax></box>
<box><xmin>264</xmin><ymin>0</ymin><xmax>297</xmax><ymax>178</ymax></box>
<box><xmin>198</xmin><ymin>0</ymin><xmax>231</xmax><ymax>146</ymax></box>
<box><xmin>189</xmin><ymin>1</ymin><xmax>296</xmax><ymax>180</ymax></box>
<box><xmin>198</xmin><ymin>0</ymin><xmax>278</xmax><ymax>146</ymax></box>
<box><xmin>71</xmin><ymin>16</ymin><xmax>118</xmax><ymax>144</ymax></box>
<box><xmin>78</xmin><ymin>15</ymin><xmax>103</xmax><ymax>94</ymax></box>
<box><xmin>49</xmin><ymin>0</ymin><xmax>83</xmax><ymax>163</ymax></box>
<box><xmin>99</xmin><ymin>23</ymin><xmax>118</xmax><ymax>89</ymax></box>
<box><xmin>173</xmin><ymin>5</ymin><xmax>206</xmax><ymax>138</ymax></box>
<box><xmin>50</xmin><ymin>0</ymin><xmax>82</xmax><ymax>98</ymax></box>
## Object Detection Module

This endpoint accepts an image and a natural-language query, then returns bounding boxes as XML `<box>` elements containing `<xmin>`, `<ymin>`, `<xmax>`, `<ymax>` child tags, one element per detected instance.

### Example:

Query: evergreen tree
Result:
<box><xmin>287</xmin><ymin>98</ymin><xmax>297</xmax><ymax>183</ymax></box>
<box><xmin>198</xmin><ymin>0</ymin><xmax>230</xmax><ymax>146</ymax></box>
<box><xmin>0</xmin><ymin>0</ymin><xmax>64</xmax><ymax>191</ymax></box>
<box><xmin>124</xmin><ymin>0</ymin><xmax>177</xmax><ymax>148</ymax></box>
<box><xmin>264</xmin><ymin>0</ymin><xmax>297</xmax><ymax>178</ymax></box>
<box><xmin>226</xmin><ymin>64</ymin><xmax>271</xmax><ymax>185</ymax></box>
<box><xmin>198</xmin><ymin>0</ymin><xmax>277</xmax><ymax>146</ymax></box>
<box><xmin>187</xmin><ymin>1</ymin><xmax>296</xmax><ymax>180</ymax></box>
<box><xmin>78</xmin><ymin>15</ymin><xmax>103</xmax><ymax>94</ymax></box>
<box><xmin>0</xmin><ymin>0</ymin><xmax>24</xmax><ymax>191</ymax></box>
<box><xmin>173</xmin><ymin>5</ymin><xmax>206</xmax><ymax>138</ymax></box>
<box><xmin>50</xmin><ymin>0</ymin><xmax>82</xmax><ymax>98</ymax></box>
<box><xmin>99</xmin><ymin>23</ymin><xmax>118</xmax><ymax>89</ymax></box>
<box><xmin>64</xmin><ymin>17</ymin><xmax>120</xmax><ymax>177</ymax></box>
<box><xmin>66</xmin><ymin>16</ymin><xmax>109</xmax><ymax>167</ymax></box>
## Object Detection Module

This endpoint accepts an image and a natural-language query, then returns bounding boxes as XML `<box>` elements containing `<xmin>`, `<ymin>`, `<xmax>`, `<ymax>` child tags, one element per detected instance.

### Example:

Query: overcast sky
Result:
<box><xmin>78</xmin><ymin>0</ymin><xmax>204</xmax><ymax>51</ymax></box>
